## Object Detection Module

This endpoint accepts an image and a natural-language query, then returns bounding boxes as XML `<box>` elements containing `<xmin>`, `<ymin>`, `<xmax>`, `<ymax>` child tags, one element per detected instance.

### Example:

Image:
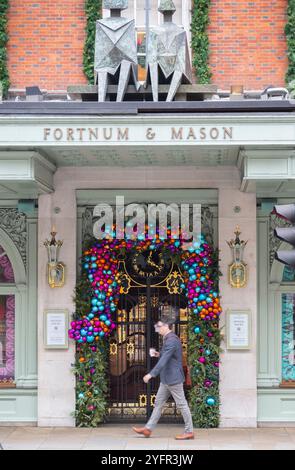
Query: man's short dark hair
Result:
<box><xmin>160</xmin><ymin>316</ymin><xmax>174</xmax><ymax>330</ymax></box>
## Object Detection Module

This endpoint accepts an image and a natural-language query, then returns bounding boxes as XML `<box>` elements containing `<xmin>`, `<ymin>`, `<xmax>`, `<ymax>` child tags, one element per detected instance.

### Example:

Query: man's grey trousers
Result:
<box><xmin>146</xmin><ymin>382</ymin><xmax>194</xmax><ymax>433</ymax></box>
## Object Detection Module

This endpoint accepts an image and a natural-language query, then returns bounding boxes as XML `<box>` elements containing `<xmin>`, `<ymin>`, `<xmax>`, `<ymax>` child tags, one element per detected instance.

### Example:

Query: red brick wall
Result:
<box><xmin>6</xmin><ymin>1</ymin><xmax>289</xmax><ymax>92</ymax></box>
<box><xmin>7</xmin><ymin>1</ymin><xmax>87</xmax><ymax>92</ymax></box>
<box><xmin>208</xmin><ymin>0</ymin><xmax>288</xmax><ymax>90</ymax></box>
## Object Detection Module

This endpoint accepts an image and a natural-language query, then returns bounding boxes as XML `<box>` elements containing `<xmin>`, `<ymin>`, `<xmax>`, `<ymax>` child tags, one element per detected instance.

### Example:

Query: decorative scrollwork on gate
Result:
<box><xmin>118</xmin><ymin>272</ymin><xmax>131</xmax><ymax>294</ymax></box>
<box><xmin>166</xmin><ymin>270</ymin><xmax>184</xmax><ymax>294</ymax></box>
<box><xmin>150</xmin><ymin>394</ymin><xmax>156</xmax><ymax>407</ymax></box>
<box><xmin>109</xmin><ymin>342</ymin><xmax>118</xmax><ymax>356</ymax></box>
<box><xmin>139</xmin><ymin>394</ymin><xmax>147</xmax><ymax>407</ymax></box>
<box><xmin>126</xmin><ymin>341</ymin><xmax>135</xmax><ymax>358</ymax></box>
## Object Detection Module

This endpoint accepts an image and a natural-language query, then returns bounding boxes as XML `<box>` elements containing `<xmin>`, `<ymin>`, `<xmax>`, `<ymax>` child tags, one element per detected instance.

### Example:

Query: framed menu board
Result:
<box><xmin>44</xmin><ymin>309</ymin><xmax>69</xmax><ymax>349</ymax></box>
<box><xmin>226</xmin><ymin>309</ymin><xmax>251</xmax><ymax>350</ymax></box>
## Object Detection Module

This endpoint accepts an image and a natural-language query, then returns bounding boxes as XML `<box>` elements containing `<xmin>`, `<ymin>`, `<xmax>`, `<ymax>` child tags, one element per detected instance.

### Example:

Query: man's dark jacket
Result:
<box><xmin>149</xmin><ymin>331</ymin><xmax>185</xmax><ymax>385</ymax></box>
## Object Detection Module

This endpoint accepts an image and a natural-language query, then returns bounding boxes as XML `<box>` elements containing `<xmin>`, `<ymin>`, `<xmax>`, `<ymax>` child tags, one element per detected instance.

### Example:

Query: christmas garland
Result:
<box><xmin>69</xmin><ymin>227</ymin><xmax>222</xmax><ymax>427</ymax></box>
<box><xmin>71</xmin><ymin>274</ymin><xmax>109</xmax><ymax>426</ymax></box>
<box><xmin>0</xmin><ymin>0</ymin><xmax>10</xmax><ymax>97</ymax></box>
<box><xmin>83</xmin><ymin>0</ymin><xmax>102</xmax><ymax>84</ymax></box>
<box><xmin>191</xmin><ymin>0</ymin><xmax>212</xmax><ymax>84</ymax></box>
<box><xmin>286</xmin><ymin>0</ymin><xmax>295</xmax><ymax>86</ymax></box>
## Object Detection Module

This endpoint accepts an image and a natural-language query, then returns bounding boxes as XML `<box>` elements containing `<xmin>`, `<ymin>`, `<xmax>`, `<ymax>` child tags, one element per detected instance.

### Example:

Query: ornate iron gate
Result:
<box><xmin>107</xmin><ymin>250</ymin><xmax>189</xmax><ymax>422</ymax></box>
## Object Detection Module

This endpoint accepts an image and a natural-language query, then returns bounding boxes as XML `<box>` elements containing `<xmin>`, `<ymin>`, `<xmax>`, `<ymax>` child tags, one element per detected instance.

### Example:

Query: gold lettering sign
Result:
<box><xmin>43</xmin><ymin>126</ymin><xmax>233</xmax><ymax>142</ymax></box>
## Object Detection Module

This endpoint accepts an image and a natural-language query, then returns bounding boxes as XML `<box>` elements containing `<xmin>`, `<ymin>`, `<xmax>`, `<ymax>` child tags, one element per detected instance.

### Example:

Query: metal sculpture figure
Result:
<box><xmin>94</xmin><ymin>0</ymin><xmax>140</xmax><ymax>102</ymax></box>
<box><xmin>145</xmin><ymin>0</ymin><xmax>193</xmax><ymax>102</ymax></box>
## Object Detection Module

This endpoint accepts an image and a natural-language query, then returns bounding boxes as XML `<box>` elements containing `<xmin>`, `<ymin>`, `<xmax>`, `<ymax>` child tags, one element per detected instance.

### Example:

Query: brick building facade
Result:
<box><xmin>6</xmin><ymin>1</ymin><xmax>289</xmax><ymax>93</ymax></box>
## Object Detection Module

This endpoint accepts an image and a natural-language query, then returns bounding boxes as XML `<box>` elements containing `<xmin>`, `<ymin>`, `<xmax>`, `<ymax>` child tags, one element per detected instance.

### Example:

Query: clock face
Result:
<box><xmin>127</xmin><ymin>249</ymin><xmax>172</xmax><ymax>285</ymax></box>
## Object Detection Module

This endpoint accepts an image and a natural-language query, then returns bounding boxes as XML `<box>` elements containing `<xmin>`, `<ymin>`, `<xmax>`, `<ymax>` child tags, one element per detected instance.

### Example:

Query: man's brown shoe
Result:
<box><xmin>175</xmin><ymin>432</ymin><xmax>194</xmax><ymax>440</ymax></box>
<box><xmin>132</xmin><ymin>426</ymin><xmax>152</xmax><ymax>438</ymax></box>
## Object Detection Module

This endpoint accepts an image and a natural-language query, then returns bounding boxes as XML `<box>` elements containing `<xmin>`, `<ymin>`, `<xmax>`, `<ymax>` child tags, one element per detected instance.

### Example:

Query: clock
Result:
<box><xmin>127</xmin><ymin>249</ymin><xmax>172</xmax><ymax>285</ymax></box>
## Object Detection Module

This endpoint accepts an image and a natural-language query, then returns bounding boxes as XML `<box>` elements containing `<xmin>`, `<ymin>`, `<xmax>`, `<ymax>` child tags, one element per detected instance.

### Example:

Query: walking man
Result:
<box><xmin>132</xmin><ymin>317</ymin><xmax>194</xmax><ymax>440</ymax></box>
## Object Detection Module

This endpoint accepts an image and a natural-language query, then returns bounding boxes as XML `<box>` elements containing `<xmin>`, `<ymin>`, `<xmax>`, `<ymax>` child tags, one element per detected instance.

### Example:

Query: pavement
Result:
<box><xmin>0</xmin><ymin>425</ymin><xmax>295</xmax><ymax>450</ymax></box>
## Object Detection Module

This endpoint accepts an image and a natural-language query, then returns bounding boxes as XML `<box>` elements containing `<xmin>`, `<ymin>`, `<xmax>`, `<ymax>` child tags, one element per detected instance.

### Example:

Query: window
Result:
<box><xmin>103</xmin><ymin>1</ymin><xmax>183</xmax><ymax>27</ymax></box>
<box><xmin>0</xmin><ymin>246</ymin><xmax>15</xmax><ymax>283</ymax></box>
<box><xmin>282</xmin><ymin>265</ymin><xmax>295</xmax><ymax>283</ymax></box>
<box><xmin>281</xmin><ymin>294</ymin><xmax>295</xmax><ymax>385</ymax></box>
<box><xmin>102</xmin><ymin>1</ymin><xmax>184</xmax><ymax>82</ymax></box>
<box><xmin>0</xmin><ymin>245</ymin><xmax>15</xmax><ymax>387</ymax></box>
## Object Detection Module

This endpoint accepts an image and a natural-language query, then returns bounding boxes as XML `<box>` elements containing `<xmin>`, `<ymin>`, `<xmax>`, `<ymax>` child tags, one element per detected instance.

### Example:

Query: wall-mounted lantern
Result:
<box><xmin>44</xmin><ymin>227</ymin><xmax>65</xmax><ymax>288</ymax></box>
<box><xmin>226</xmin><ymin>225</ymin><xmax>248</xmax><ymax>288</ymax></box>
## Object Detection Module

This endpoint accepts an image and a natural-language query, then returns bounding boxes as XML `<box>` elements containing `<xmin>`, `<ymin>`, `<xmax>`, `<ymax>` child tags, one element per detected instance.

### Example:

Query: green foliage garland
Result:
<box><xmin>191</xmin><ymin>0</ymin><xmax>212</xmax><ymax>84</ymax></box>
<box><xmin>188</xmin><ymin>248</ymin><xmax>222</xmax><ymax>427</ymax></box>
<box><xmin>0</xmin><ymin>0</ymin><xmax>10</xmax><ymax>97</ymax></box>
<box><xmin>72</xmin><ymin>271</ymin><xmax>108</xmax><ymax>426</ymax></box>
<box><xmin>286</xmin><ymin>0</ymin><xmax>295</xmax><ymax>85</ymax></box>
<box><xmin>83</xmin><ymin>0</ymin><xmax>102</xmax><ymax>84</ymax></box>
<box><xmin>188</xmin><ymin>319</ymin><xmax>221</xmax><ymax>427</ymax></box>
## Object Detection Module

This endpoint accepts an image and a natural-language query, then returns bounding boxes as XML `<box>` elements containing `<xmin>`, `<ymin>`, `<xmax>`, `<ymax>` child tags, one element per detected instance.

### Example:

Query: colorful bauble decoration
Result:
<box><xmin>69</xmin><ymin>228</ymin><xmax>222</xmax><ymax>346</ymax></box>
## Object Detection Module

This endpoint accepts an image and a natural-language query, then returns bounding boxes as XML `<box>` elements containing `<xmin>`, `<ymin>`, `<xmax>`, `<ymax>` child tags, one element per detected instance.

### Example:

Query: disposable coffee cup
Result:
<box><xmin>149</xmin><ymin>348</ymin><xmax>156</xmax><ymax>357</ymax></box>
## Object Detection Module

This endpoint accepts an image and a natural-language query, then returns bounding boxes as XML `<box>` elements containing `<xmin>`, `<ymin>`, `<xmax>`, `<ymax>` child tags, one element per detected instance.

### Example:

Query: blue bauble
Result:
<box><xmin>98</xmin><ymin>306</ymin><xmax>105</xmax><ymax>311</ymax></box>
<box><xmin>205</xmin><ymin>349</ymin><xmax>211</xmax><ymax>355</ymax></box>
<box><xmin>99</xmin><ymin>331</ymin><xmax>105</xmax><ymax>337</ymax></box>
<box><xmin>91</xmin><ymin>299</ymin><xmax>98</xmax><ymax>306</ymax></box>
<box><xmin>91</xmin><ymin>256</ymin><xmax>96</xmax><ymax>261</ymax></box>
<box><xmin>78</xmin><ymin>393</ymin><xmax>84</xmax><ymax>399</ymax></box>
<box><xmin>92</xmin><ymin>307</ymin><xmax>98</xmax><ymax>313</ymax></box>
<box><xmin>199</xmin><ymin>294</ymin><xmax>206</xmax><ymax>301</ymax></box>
<box><xmin>88</xmin><ymin>313</ymin><xmax>94</xmax><ymax>319</ymax></box>
<box><xmin>87</xmin><ymin>336</ymin><xmax>94</xmax><ymax>343</ymax></box>
<box><xmin>80</xmin><ymin>329</ymin><xmax>87</xmax><ymax>337</ymax></box>
<box><xmin>188</xmin><ymin>268</ymin><xmax>194</xmax><ymax>275</ymax></box>
<box><xmin>206</xmin><ymin>397</ymin><xmax>215</xmax><ymax>406</ymax></box>
<box><xmin>83</xmin><ymin>263</ymin><xmax>89</xmax><ymax>269</ymax></box>
<box><xmin>100</xmin><ymin>315</ymin><xmax>107</xmax><ymax>322</ymax></box>
<box><xmin>194</xmin><ymin>326</ymin><xmax>200</xmax><ymax>334</ymax></box>
<box><xmin>105</xmin><ymin>320</ymin><xmax>111</xmax><ymax>326</ymax></box>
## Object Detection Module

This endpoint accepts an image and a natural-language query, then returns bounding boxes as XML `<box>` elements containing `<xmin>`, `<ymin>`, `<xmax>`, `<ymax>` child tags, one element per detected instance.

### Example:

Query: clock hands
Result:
<box><xmin>146</xmin><ymin>251</ymin><xmax>161</xmax><ymax>271</ymax></box>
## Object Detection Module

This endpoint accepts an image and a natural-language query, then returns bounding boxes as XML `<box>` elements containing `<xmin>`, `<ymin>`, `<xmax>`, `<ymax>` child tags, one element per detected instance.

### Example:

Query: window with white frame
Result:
<box><xmin>281</xmin><ymin>293</ymin><xmax>295</xmax><ymax>384</ymax></box>
<box><xmin>0</xmin><ymin>245</ymin><xmax>15</xmax><ymax>388</ymax></box>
